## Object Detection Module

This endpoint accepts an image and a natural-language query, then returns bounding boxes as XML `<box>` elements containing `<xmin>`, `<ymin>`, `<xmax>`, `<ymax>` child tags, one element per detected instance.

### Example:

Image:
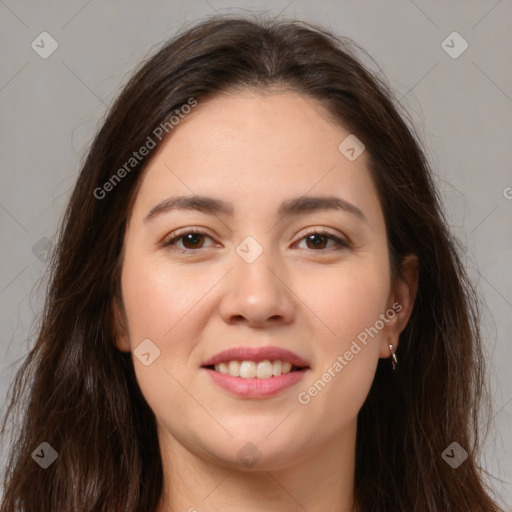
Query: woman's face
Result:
<box><xmin>115</xmin><ymin>90</ymin><xmax>415</xmax><ymax>470</ymax></box>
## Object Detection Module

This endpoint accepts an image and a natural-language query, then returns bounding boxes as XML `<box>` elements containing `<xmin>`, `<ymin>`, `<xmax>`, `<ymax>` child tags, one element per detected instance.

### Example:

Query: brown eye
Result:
<box><xmin>162</xmin><ymin>228</ymin><xmax>350</xmax><ymax>254</ymax></box>
<box><xmin>163</xmin><ymin>230</ymin><xmax>215</xmax><ymax>252</ymax></box>
<box><xmin>305</xmin><ymin>233</ymin><xmax>329</xmax><ymax>250</ymax></box>
<box><xmin>180</xmin><ymin>232</ymin><xmax>206</xmax><ymax>249</ymax></box>
<box><xmin>297</xmin><ymin>230</ymin><xmax>350</xmax><ymax>251</ymax></box>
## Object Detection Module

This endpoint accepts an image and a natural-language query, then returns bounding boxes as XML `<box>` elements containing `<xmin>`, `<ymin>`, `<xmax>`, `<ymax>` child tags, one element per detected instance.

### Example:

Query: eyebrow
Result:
<box><xmin>144</xmin><ymin>194</ymin><xmax>367</xmax><ymax>223</ymax></box>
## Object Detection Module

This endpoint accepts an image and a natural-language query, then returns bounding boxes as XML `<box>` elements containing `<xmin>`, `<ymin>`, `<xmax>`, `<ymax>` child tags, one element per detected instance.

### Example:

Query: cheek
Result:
<box><xmin>293</xmin><ymin>258</ymin><xmax>389</xmax><ymax>426</ymax></box>
<box><xmin>297</xmin><ymin>255</ymin><xmax>390</xmax><ymax>348</ymax></box>
<box><xmin>120</xmin><ymin>250</ymin><xmax>205</xmax><ymax>343</ymax></box>
<box><xmin>120</xmin><ymin>253</ymin><xmax>206</xmax><ymax>430</ymax></box>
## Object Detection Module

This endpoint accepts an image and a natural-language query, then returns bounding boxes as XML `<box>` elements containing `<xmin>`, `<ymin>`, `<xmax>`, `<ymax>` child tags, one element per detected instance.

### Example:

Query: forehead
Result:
<box><xmin>130</xmin><ymin>91</ymin><xmax>382</xmax><ymax>228</ymax></box>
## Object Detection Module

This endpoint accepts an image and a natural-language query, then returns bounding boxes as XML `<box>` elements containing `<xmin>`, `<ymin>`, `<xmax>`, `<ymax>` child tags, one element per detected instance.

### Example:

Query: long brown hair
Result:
<box><xmin>1</xmin><ymin>14</ymin><xmax>503</xmax><ymax>511</ymax></box>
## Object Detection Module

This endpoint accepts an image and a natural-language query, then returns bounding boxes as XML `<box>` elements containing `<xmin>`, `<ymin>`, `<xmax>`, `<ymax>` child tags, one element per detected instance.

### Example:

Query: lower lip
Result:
<box><xmin>203</xmin><ymin>368</ymin><xmax>308</xmax><ymax>398</ymax></box>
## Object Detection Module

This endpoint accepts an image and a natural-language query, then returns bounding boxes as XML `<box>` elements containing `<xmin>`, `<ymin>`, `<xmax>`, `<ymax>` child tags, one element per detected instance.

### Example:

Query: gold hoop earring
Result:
<box><xmin>388</xmin><ymin>344</ymin><xmax>398</xmax><ymax>370</ymax></box>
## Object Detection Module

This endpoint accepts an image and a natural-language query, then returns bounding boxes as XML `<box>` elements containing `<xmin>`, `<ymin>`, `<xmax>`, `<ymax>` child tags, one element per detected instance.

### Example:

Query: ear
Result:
<box><xmin>379</xmin><ymin>253</ymin><xmax>419</xmax><ymax>358</ymax></box>
<box><xmin>112</xmin><ymin>295</ymin><xmax>131</xmax><ymax>353</ymax></box>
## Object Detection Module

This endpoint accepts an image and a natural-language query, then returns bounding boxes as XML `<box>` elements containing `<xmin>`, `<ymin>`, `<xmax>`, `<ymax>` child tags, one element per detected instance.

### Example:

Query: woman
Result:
<box><xmin>0</xmin><ymin>14</ymin><xmax>503</xmax><ymax>512</ymax></box>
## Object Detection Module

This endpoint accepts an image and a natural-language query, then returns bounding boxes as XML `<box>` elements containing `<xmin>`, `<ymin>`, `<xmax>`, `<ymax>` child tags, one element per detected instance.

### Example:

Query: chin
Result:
<box><xmin>194</xmin><ymin>431</ymin><xmax>310</xmax><ymax>472</ymax></box>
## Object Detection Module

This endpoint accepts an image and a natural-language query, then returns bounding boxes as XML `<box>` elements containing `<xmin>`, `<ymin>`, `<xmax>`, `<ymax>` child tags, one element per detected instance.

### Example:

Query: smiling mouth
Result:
<box><xmin>203</xmin><ymin>359</ymin><xmax>307</xmax><ymax>379</ymax></box>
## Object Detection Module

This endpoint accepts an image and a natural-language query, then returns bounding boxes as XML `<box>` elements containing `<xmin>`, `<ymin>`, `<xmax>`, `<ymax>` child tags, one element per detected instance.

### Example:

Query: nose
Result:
<box><xmin>218</xmin><ymin>243</ymin><xmax>296</xmax><ymax>328</ymax></box>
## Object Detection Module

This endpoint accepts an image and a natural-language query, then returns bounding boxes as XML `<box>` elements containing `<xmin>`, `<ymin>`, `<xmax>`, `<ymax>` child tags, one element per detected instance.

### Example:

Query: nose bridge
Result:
<box><xmin>234</xmin><ymin>233</ymin><xmax>282</xmax><ymax>297</ymax></box>
<box><xmin>219</xmin><ymin>233</ymin><xmax>295</xmax><ymax>325</ymax></box>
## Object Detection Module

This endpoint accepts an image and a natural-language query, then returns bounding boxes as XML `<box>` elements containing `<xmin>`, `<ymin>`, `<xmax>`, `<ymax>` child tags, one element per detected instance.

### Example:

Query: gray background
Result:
<box><xmin>1</xmin><ymin>0</ymin><xmax>511</xmax><ymax>508</ymax></box>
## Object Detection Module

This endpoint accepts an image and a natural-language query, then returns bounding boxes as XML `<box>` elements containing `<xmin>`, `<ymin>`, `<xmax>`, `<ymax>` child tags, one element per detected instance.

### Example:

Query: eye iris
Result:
<box><xmin>182</xmin><ymin>233</ymin><xmax>204</xmax><ymax>249</ymax></box>
<box><xmin>306</xmin><ymin>233</ymin><xmax>327</xmax><ymax>249</ymax></box>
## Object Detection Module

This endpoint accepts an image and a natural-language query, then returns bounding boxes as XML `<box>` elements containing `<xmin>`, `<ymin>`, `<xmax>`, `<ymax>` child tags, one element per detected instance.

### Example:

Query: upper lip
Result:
<box><xmin>202</xmin><ymin>346</ymin><xmax>310</xmax><ymax>368</ymax></box>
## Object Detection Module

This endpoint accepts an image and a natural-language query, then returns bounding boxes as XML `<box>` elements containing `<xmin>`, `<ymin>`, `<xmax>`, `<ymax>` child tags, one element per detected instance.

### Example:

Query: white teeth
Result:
<box><xmin>239</xmin><ymin>361</ymin><xmax>256</xmax><ymax>378</ymax></box>
<box><xmin>228</xmin><ymin>360</ymin><xmax>240</xmax><ymax>376</ymax></box>
<box><xmin>256</xmin><ymin>360</ymin><xmax>273</xmax><ymax>379</ymax></box>
<box><xmin>213</xmin><ymin>359</ymin><xmax>299</xmax><ymax>378</ymax></box>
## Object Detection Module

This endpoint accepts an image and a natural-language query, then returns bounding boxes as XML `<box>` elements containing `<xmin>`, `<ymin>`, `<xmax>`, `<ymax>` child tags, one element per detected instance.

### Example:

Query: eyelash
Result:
<box><xmin>161</xmin><ymin>227</ymin><xmax>351</xmax><ymax>254</ymax></box>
